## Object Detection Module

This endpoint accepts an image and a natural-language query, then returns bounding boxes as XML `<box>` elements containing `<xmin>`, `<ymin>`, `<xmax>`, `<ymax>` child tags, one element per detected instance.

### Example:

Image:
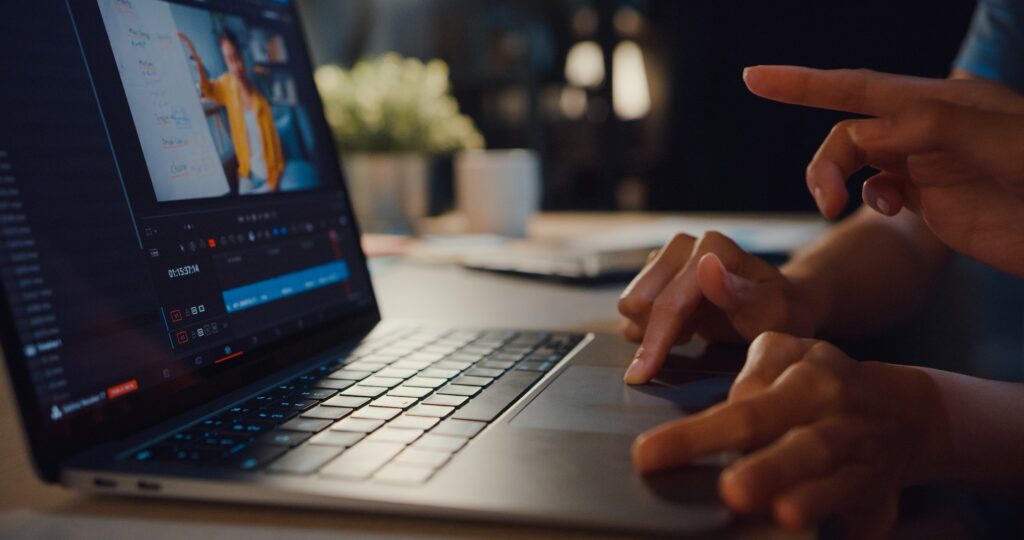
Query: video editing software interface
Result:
<box><xmin>0</xmin><ymin>0</ymin><xmax>372</xmax><ymax>430</ymax></box>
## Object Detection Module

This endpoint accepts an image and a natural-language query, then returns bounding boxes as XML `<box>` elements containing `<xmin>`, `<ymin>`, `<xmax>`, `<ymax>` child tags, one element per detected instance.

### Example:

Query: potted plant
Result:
<box><xmin>315</xmin><ymin>54</ymin><xmax>484</xmax><ymax>234</ymax></box>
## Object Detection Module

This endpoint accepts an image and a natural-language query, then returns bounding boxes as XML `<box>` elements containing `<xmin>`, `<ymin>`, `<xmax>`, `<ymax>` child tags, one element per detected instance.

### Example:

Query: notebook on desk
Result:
<box><xmin>0</xmin><ymin>1</ymin><xmax>736</xmax><ymax>535</ymax></box>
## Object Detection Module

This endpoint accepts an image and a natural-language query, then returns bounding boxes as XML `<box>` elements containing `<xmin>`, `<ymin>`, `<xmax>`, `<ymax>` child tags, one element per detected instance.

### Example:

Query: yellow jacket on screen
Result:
<box><xmin>201</xmin><ymin>73</ymin><xmax>284</xmax><ymax>190</ymax></box>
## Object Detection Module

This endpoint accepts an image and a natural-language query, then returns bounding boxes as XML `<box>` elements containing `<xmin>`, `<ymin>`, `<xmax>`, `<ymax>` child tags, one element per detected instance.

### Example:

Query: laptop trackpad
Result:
<box><xmin>509</xmin><ymin>365</ymin><xmax>734</xmax><ymax>436</ymax></box>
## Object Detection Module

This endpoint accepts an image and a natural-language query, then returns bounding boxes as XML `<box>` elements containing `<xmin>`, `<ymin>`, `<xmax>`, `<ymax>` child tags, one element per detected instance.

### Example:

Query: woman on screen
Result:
<box><xmin>178</xmin><ymin>29</ymin><xmax>284</xmax><ymax>194</ymax></box>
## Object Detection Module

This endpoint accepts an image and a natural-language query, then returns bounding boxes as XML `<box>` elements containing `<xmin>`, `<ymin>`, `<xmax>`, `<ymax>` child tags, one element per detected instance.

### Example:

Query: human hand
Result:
<box><xmin>176</xmin><ymin>32</ymin><xmax>199</xmax><ymax>59</ymax></box>
<box><xmin>632</xmin><ymin>332</ymin><xmax>948</xmax><ymax>536</ymax></box>
<box><xmin>619</xmin><ymin>232</ymin><xmax>819</xmax><ymax>384</ymax></box>
<box><xmin>745</xmin><ymin>66</ymin><xmax>1024</xmax><ymax>276</ymax></box>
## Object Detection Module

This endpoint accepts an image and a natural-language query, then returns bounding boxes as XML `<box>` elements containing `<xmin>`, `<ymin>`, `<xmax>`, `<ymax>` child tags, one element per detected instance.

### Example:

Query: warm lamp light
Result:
<box><xmin>612</xmin><ymin>40</ymin><xmax>651</xmax><ymax>120</ymax></box>
<box><xmin>564</xmin><ymin>40</ymin><xmax>605</xmax><ymax>88</ymax></box>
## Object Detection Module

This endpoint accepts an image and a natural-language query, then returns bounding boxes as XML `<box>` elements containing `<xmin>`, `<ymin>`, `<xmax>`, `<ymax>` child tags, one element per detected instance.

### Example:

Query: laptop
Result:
<box><xmin>0</xmin><ymin>0</ymin><xmax>736</xmax><ymax>535</ymax></box>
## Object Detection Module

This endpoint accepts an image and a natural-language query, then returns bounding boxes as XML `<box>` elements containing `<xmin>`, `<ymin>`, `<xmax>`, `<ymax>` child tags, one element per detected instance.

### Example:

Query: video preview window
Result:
<box><xmin>98</xmin><ymin>0</ymin><xmax>321</xmax><ymax>202</ymax></box>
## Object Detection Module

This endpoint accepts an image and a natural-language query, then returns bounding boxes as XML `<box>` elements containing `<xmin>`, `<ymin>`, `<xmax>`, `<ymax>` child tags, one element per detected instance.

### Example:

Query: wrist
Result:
<box><xmin>781</xmin><ymin>267</ymin><xmax>832</xmax><ymax>338</ymax></box>
<box><xmin>877</xmin><ymin>364</ymin><xmax>954</xmax><ymax>486</ymax></box>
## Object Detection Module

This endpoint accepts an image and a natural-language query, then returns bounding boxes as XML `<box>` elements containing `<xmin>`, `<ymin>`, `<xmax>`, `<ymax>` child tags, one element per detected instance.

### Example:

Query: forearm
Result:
<box><xmin>183</xmin><ymin>42</ymin><xmax>213</xmax><ymax>96</ymax></box>
<box><xmin>782</xmin><ymin>207</ymin><xmax>950</xmax><ymax>338</ymax></box>
<box><xmin>196</xmin><ymin>61</ymin><xmax>213</xmax><ymax>96</ymax></box>
<box><xmin>916</xmin><ymin>366</ymin><xmax>1024</xmax><ymax>492</ymax></box>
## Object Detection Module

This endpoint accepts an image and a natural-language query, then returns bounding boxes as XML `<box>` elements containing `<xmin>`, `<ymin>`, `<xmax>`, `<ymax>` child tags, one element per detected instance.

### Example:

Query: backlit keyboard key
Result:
<box><xmin>227</xmin><ymin>445</ymin><xmax>286</xmax><ymax>471</ymax></box>
<box><xmin>279</xmin><ymin>417</ymin><xmax>333</xmax><ymax>433</ymax></box>
<box><xmin>421</xmin><ymin>394</ymin><xmax>468</xmax><ymax>407</ymax></box>
<box><xmin>387</xmin><ymin>386</ymin><xmax>432</xmax><ymax>398</ymax></box>
<box><xmin>413</xmin><ymin>433</ymin><xmax>467</xmax><ymax>453</ymax></box>
<box><xmin>267</xmin><ymin>444</ymin><xmax>341</xmax><ymax>475</ymax></box>
<box><xmin>296</xmin><ymin>388</ymin><xmax>337</xmax><ymax>400</ymax></box>
<box><xmin>437</xmin><ymin>384</ymin><xmax>480</xmax><ymax>397</ymax></box>
<box><xmin>309</xmin><ymin>430</ymin><xmax>365</xmax><ymax>448</ymax></box>
<box><xmin>388</xmin><ymin>414</ymin><xmax>439</xmax><ymax>431</ymax></box>
<box><xmin>479</xmin><ymin>360</ymin><xmax>515</xmax><ymax>370</ymax></box>
<box><xmin>393</xmin><ymin>447</ymin><xmax>451</xmax><ymax>468</ymax></box>
<box><xmin>322</xmin><ymin>395</ymin><xmax>370</xmax><ymax>408</ymax></box>
<box><xmin>301</xmin><ymin>406</ymin><xmax>352</xmax><ymax>421</ymax></box>
<box><xmin>432</xmin><ymin>419</ymin><xmax>486</xmax><ymax>438</ymax></box>
<box><xmin>371</xmin><ymin>396</ymin><xmax>418</xmax><ymax>409</ymax></box>
<box><xmin>256</xmin><ymin>430</ymin><xmax>311</xmax><ymax>447</ymax></box>
<box><xmin>465</xmin><ymin>367</ymin><xmax>504</xmax><ymax>378</ymax></box>
<box><xmin>329</xmin><ymin>369</ymin><xmax>373</xmax><ymax>381</ymax></box>
<box><xmin>367</xmin><ymin>427</ymin><xmax>424</xmax><ymax>444</ymax></box>
<box><xmin>436</xmin><ymin>360</ymin><xmax>473</xmax><ymax>371</ymax></box>
<box><xmin>331</xmin><ymin>417</ymin><xmax>384</xmax><ymax>433</ymax></box>
<box><xmin>312</xmin><ymin>379</ymin><xmax>355</xmax><ymax>391</ymax></box>
<box><xmin>391</xmin><ymin>360</ymin><xmax>433</xmax><ymax>370</ymax></box>
<box><xmin>360</xmin><ymin>376</ymin><xmax>404</xmax><ymax>388</ymax></box>
<box><xmin>404</xmin><ymin>377</ymin><xmax>447</xmax><ymax>389</ymax></box>
<box><xmin>320</xmin><ymin>441</ymin><xmax>405</xmax><ymax>480</ymax></box>
<box><xmin>452</xmin><ymin>376</ymin><xmax>492</xmax><ymax>387</ymax></box>
<box><xmin>418</xmin><ymin>368</ymin><xmax>460</xmax><ymax>379</ymax></box>
<box><xmin>351</xmin><ymin>406</ymin><xmax>400</xmax><ymax>421</ymax></box>
<box><xmin>340</xmin><ymin>385</ymin><xmax>386</xmax><ymax>398</ymax></box>
<box><xmin>406</xmin><ymin>404</ymin><xmax>454</xmax><ymax>418</ymax></box>
<box><xmin>374</xmin><ymin>368</ymin><xmax>418</xmax><ymax>379</ymax></box>
<box><xmin>373</xmin><ymin>463</ymin><xmax>435</xmax><ymax>485</ymax></box>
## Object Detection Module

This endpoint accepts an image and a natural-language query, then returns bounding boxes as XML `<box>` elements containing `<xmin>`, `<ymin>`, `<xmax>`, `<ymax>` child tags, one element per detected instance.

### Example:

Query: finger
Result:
<box><xmin>861</xmin><ymin>171</ymin><xmax>908</xmax><ymax>216</ymax></box>
<box><xmin>743</xmin><ymin>65</ymin><xmax>1022</xmax><ymax>117</ymax></box>
<box><xmin>696</xmin><ymin>253</ymin><xmax>754</xmax><ymax>313</ymax></box>
<box><xmin>719</xmin><ymin>419</ymin><xmax>860</xmax><ymax>513</ymax></box>
<box><xmin>618</xmin><ymin>234</ymin><xmax>696</xmax><ymax>327</ymax></box>
<box><xmin>626</xmin><ymin>233</ymin><xmax>744</xmax><ymax>384</ymax></box>
<box><xmin>620</xmin><ymin>319</ymin><xmax>644</xmax><ymax>342</ymax></box>
<box><xmin>806</xmin><ymin>120</ymin><xmax>909</xmax><ymax>218</ymax></box>
<box><xmin>805</xmin><ymin>121</ymin><xmax>862</xmax><ymax>218</ymax></box>
<box><xmin>772</xmin><ymin>464</ymin><xmax>881</xmax><ymax>531</ymax></box>
<box><xmin>728</xmin><ymin>332</ymin><xmax>814</xmax><ymax>400</ymax></box>
<box><xmin>633</xmin><ymin>359</ymin><xmax>832</xmax><ymax>473</ymax></box>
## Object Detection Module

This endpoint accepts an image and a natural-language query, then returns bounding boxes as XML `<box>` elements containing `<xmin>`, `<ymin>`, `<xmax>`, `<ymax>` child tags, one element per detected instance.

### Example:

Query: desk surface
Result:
<box><xmin>0</xmin><ymin>213</ymin><xmax>812</xmax><ymax>539</ymax></box>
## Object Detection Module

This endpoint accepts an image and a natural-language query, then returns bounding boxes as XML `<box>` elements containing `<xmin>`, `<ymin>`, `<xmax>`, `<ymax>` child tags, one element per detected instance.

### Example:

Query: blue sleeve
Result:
<box><xmin>954</xmin><ymin>0</ymin><xmax>1024</xmax><ymax>92</ymax></box>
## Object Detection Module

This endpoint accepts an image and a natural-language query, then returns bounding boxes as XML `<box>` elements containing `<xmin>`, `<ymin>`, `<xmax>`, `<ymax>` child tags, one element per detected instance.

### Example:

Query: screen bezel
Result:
<box><xmin>1</xmin><ymin>0</ymin><xmax>381</xmax><ymax>482</ymax></box>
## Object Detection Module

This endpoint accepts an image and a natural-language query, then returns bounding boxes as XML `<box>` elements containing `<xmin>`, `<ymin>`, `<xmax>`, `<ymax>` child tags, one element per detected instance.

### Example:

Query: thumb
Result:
<box><xmin>697</xmin><ymin>253</ymin><xmax>756</xmax><ymax>313</ymax></box>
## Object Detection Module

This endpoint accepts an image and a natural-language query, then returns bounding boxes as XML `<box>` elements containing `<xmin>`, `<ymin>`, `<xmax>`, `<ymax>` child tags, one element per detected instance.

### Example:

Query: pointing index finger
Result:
<box><xmin>743</xmin><ymin>66</ymin><xmax>970</xmax><ymax>117</ymax></box>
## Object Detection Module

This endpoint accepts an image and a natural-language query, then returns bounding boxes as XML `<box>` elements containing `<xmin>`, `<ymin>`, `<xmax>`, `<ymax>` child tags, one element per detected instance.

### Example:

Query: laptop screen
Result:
<box><xmin>0</xmin><ymin>0</ymin><xmax>375</xmax><ymax>464</ymax></box>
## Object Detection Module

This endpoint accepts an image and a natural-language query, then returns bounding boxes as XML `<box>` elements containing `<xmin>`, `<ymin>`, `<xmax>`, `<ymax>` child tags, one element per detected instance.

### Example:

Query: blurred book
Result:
<box><xmin>408</xmin><ymin>216</ymin><xmax>828</xmax><ymax>285</ymax></box>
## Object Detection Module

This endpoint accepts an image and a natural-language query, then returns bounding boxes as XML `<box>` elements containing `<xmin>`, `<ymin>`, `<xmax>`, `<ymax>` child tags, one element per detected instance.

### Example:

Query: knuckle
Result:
<box><xmin>727</xmin><ymin>380</ymin><xmax>757</xmax><ymax>402</ymax></box>
<box><xmin>695</xmin><ymin>231</ymin><xmax>742</xmax><ymax>259</ymax></box>
<box><xmin>731</xmin><ymin>402</ymin><xmax>760</xmax><ymax>447</ymax></box>
<box><xmin>905</xmin><ymin>101</ymin><xmax>950</xmax><ymax>133</ymax></box>
<box><xmin>752</xmin><ymin>330</ymin><xmax>793</xmax><ymax>350</ymax></box>
<box><xmin>668</xmin><ymin>233</ymin><xmax>696</xmax><ymax>251</ymax></box>
<box><xmin>797</xmin><ymin>354</ymin><xmax>845</xmax><ymax>401</ymax></box>
<box><xmin>698</xmin><ymin>230</ymin><xmax>728</xmax><ymax>247</ymax></box>
<box><xmin>620</xmin><ymin>321</ymin><xmax>644</xmax><ymax>342</ymax></box>
<box><xmin>617</xmin><ymin>294</ymin><xmax>650</xmax><ymax>319</ymax></box>
<box><xmin>789</xmin><ymin>425</ymin><xmax>829</xmax><ymax>453</ymax></box>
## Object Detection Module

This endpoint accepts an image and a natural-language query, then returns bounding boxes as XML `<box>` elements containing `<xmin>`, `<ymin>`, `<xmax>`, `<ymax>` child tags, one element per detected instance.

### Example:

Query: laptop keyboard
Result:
<box><xmin>127</xmin><ymin>328</ymin><xmax>584</xmax><ymax>485</ymax></box>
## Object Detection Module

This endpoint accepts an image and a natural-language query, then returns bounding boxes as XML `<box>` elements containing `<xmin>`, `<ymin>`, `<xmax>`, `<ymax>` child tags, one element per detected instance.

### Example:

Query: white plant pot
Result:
<box><xmin>341</xmin><ymin>153</ymin><xmax>430</xmax><ymax>235</ymax></box>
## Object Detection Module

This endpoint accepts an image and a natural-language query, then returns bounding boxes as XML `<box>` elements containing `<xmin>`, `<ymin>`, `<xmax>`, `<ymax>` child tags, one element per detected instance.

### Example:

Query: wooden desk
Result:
<box><xmin>0</xmin><ymin>213</ymin><xmax>811</xmax><ymax>539</ymax></box>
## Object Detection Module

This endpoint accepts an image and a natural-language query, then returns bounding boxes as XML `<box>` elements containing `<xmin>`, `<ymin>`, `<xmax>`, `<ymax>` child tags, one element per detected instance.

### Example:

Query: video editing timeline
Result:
<box><xmin>139</xmin><ymin>194</ymin><xmax>366</xmax><ymax>370</ymax></box>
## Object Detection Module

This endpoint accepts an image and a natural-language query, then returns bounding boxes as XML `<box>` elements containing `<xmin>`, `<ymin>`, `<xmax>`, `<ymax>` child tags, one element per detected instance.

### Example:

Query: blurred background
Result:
<box><xmin>297</xmin><ymin>0</ymin><xmax>975</xmax><ymax>214</ymax></box>
<box><xmin>297</xmin><ymin>0</ymin><xmax>1024</xmax><ymax>387</ymax></box>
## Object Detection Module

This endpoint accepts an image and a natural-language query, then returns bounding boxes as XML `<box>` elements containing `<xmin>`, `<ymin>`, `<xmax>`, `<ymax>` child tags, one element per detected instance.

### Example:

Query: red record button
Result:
<box><xmin>107</xmin><ymin>379</ymin><xmax>139</xmax><ymax>399</ymax></box>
